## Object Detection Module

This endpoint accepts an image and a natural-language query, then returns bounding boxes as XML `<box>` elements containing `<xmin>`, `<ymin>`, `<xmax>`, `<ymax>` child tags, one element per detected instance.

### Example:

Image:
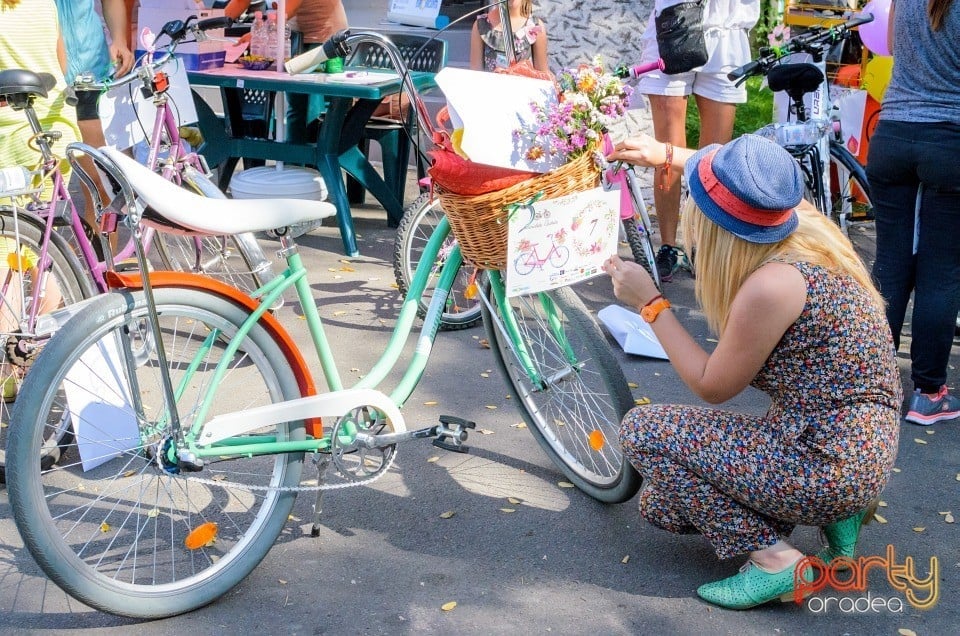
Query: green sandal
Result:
<box><xmin>696</xmin><ymin>560</ymin><xmax>813</xmax><ymax>610</ymax></box>
<box><xmin>816</xmin><ymin>498</ymin><xmax>880</xmax><ymax>565</ymax></box>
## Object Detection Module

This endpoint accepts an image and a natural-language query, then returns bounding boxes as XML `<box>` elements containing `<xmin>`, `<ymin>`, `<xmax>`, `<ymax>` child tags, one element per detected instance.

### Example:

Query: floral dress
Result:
<box><xmin>476</xmin><ymin>14</ymin><xmax>543</xmax><ymax>71</ymax></box>
<box><xmin>619</xmin><ymin>262</ymin><xmax>902</xmax><ymax>559</ymax></box>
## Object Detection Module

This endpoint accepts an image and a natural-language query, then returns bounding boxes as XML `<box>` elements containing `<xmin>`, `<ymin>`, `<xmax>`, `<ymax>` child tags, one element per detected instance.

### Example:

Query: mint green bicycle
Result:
<box><xmin>4</xmin><ymin>31</ymin><xmax>639</xmax><ymax>618</ymax></box>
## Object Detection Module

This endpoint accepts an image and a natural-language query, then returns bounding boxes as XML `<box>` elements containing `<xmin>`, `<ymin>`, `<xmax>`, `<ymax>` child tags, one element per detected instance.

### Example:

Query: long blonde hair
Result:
<box><xmin>681</xmin><ymin>199</ymin><xmax>883</xmax><ymax>335</ymax></box>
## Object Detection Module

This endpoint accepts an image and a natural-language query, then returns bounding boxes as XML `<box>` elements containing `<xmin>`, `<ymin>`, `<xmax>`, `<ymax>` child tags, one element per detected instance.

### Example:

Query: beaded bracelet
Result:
<box><xmin>658</xmin><ymin>142</ymin><xmax>674</xmax><ymax>191</ymax></box>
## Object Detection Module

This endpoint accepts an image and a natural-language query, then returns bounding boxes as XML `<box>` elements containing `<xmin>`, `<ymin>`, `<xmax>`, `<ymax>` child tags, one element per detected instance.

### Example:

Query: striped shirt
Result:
<box><xmin>0</xmin><ymin>0</ymin><xmax>81</xmax><ymax>183</ymax></box>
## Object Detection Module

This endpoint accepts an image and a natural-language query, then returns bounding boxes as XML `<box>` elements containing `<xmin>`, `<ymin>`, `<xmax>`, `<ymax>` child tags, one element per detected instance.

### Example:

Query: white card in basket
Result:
<box><xmin>434</xmin><ymin>67</ymin><xmax>563</xmax><ymax>173</ymax></box>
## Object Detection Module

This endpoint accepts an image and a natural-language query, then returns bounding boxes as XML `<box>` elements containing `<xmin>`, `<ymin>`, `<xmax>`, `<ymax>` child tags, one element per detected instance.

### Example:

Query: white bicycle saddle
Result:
<box><xmin>100</xmin><ymin>146</ymin><xmax>336</xmax><ymax>235</ymax></box>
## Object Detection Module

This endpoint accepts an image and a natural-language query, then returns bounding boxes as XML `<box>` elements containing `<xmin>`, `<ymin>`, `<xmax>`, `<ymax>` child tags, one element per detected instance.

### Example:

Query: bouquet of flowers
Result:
<box><xmin>515</xmin><ymin>57</ymin><xmax>633</xmax><ymax>164</ymax></box>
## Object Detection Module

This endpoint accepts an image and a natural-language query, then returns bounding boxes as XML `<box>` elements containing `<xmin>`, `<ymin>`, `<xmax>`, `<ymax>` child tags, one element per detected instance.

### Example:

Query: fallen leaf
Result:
<box><xmin>288</xmin><ymin>515</ymin><xmax>301</xmax><ymax>522</ymax></box>
<box><xmin>627</xmin><ymin>382</ymin><xmax>639</xmax><ymax>389</ymax></box>
<box><xmin>511</xmin><ymin>422</ymin><xmax>527</xmax><ymax>429</ymax></box>
<box><xmin>333</xmin><ymin>310</ymin><xmax>347</xmax><ymax>316</ymax></box>
<box><xmin>338</xmin><ymin>259</ymin><xmax>351</xmax><ymax>264</ymax></box>
<box><xmin>339</xmin><ymin>266</ymin><xmax>355</xmax><ymax>272</ymax></box>
<box><xmin>485</xmin><ymin>405</ymin><xmax>497</xmax><ymax>410</ymax></box>
<box><xmin>892</xmin><ymin>467</ymin><xmax>902</xmax><ymax>473</ymax></box>
<box><xmin>507</xmin><ymin>497</ymin><xmax>522</xmax><ymax>505</ymax></box>
<box><xmin>424</xmin><ymin>401</ymin><xmax>438</xmax><ymax>406</ymax></box>
<box><xmin>211</xmin><ymin>474</ymin><xmax>226</xmax><ymax>481</ymax></box>
<box><xmin>898</xmin><ymin>629</ymin><xmax>918</xmax><ymax>636</ymax></box>
<box><xmin>439</xmin><ymin>511</ymin><xmax>455</xmax><ymax>519</ymax></box>
<box><xmin>946</xmin><ymin>513</ymin><xmax>955</xmax><ymax>524</ymax></box>
<box><xmin>706</xmin><ymin>338</ymin><xmax>718</xmax><ymax>343</ymax></box>
<box><xmin>147</xmin><ymin>508</ymin><xmax>159</xmax><ymax>518</ymax></box>
<box><xmin>557</xmin><ymin>481</ymin><xmax>575</xmax><ymax>489</ymax></box>
<box><xmin>441</xmin><ymin>601</ymin><xmax>457</xmax><ymax>612</ymax></box>
<box><xmin>477</xmin><ymin>428</ymin><xmax>495</xmax><ymax>435</ymax></box>
<box><xmin>500</xmin><ymin>508</ymin><xmax>516</xmax><ymax>513</ymax></box>
<box><xmin>634</xmin><ymin>397</ymin><xmax>651</xmax><ymax>406</ymax></box>
<box><xmin>878</xmin><ymin>500</ymin><xmax>888</xmax><ymax>507</ymax></box>
<box><xmin>427</xmin><ymin>456</ymin><xmax>440</xmax><ymax>463</ymax></box>
<box><xmin>621</xmin><ymin>555</ymin><xmax>630</xmax><ymax>564</ymax></box>
<box><xmin>390</xmin><ymin>282</ymin><xmax>399</xmax><ymax>289</ymax></box>
<box><xmin>123</xmin><ymin>470</ymin><xmax>137</xmax><ymax>478</ymax></box>
<box><xmin>913</xmin><ymin>527</ymin><xmax>926</xmax><ymax>532</ymax></box>
<box><xmin>278</xmin><ymin>579</ymin><xmax>287</xmax><ymax>585</ymax></box>
<box><xmin>479</xmin><ymin>339</ymin><xmax>490</xmax><ymax>349</ymax></box>
<box><xmin>874</xmin><ymin>513</ymin><xmax>888</xmax><ymax>524</ymax></box>
<box><xmin>926</xmin><ymin>429</ymin><xmax>935</xmax><ymax>435</ymax></box>
<box><xmin>938</xmin><ymin>511</ymin><xmax>951</xmax><ymax>515</ymax></box>
<box><xmin>100</xmin><ymin>522</ymin><xmax>111</xmax><ymax>533</ymax></box>
<box><xmin>914</xmin><ymin>438</ymin><xmax>928</xmax><ymax>445</ymax></box>
<box><xmin>480</xmin><ymin>373</ymin><xmax>489</xmax><ymax>378</ymax></box>
<box><xmin>956</xmin><ymin>472</ymin><xmax>960</xmax><ymax>481</ymax></box>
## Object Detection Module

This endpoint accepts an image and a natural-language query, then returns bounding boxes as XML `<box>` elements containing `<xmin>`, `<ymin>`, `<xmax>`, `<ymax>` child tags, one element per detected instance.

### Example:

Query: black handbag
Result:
<box><xmin>655</xmin><ymin>0</ymin><xmax>709</xmax><ymax>75</ymax></box>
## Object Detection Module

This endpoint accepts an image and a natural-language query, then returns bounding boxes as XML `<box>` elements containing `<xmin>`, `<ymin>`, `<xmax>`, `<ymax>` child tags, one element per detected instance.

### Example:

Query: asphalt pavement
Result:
<box><xmin>0</xmin><ymin>187</ymin><xmax>957</xmax><ymax>635</ymax></box>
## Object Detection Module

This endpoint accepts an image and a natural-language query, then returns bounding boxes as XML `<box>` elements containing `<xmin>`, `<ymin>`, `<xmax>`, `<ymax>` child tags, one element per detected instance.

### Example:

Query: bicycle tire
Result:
<box><xmin>828</xmin><ymin>143</ymin><xmax>875</xmax><ymax>265</ymax></box>
<box><xmin>480</xmin><ymin>278</ymin><xmax>641</xmax><ymax>503</ymax></box>
<box><xmin>622</xmin><ymin>216</ymin><xmax>658</xmax><ymax>283</ymax></box>
<box><xmin>0</xmin><ymin>207</ymin><xmax>96</xmax><ymax>482</ymax></box>
<box><xmin>392</xmin><ymin>192</ymin><xmax>482</xmax><ymax>330</ymax></box>
<box><xmin>6</xmin><ymin>286</ymin><xmax>304</xmax><ymax>618</ymax></box>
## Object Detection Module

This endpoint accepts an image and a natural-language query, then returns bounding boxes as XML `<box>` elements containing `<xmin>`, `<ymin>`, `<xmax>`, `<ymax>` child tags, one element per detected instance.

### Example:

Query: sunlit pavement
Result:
<box><xmin>0</xmin><ymin>187</ymin><xmax>956</xmax><ymax>635</ymax></box>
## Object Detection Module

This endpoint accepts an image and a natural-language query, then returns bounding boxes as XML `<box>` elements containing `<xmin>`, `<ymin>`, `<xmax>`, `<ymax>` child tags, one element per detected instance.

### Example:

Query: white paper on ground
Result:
<box><xmin>597</xmin><ymin>304</ymin><xmax>668</xmax><ymax>359</ymax></box>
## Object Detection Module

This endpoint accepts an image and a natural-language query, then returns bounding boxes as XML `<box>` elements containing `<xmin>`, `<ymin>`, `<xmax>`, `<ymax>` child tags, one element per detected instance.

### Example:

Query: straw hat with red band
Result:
<box><xmin>685</xmin><ymin>134</ymin><xmax>804</xmax><ymax>244</ymax></box>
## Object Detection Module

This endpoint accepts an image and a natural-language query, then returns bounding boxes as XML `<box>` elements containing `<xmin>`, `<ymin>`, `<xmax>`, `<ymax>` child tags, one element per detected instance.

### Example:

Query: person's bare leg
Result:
<box><xmin>693</xmin><ymin>93</ymin><xmax>737</xmax><ymax>147</ymax></box>
<box><xmin>647</xmin><ymin>94</ymin><xmax>688</xmax><ymax>248</ymax></box>
<box><xmin>750</xmin><ymin>540</ymin><xmax>805</xmax><ymax>572</ymax></box>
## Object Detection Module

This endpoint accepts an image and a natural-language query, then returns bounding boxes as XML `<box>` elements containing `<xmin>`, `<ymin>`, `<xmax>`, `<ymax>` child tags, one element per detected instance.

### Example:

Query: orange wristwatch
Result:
<box><xmin>640</xmin><ymin>296</ymin><xmax>671</xmax><ymax>323</ymax></box>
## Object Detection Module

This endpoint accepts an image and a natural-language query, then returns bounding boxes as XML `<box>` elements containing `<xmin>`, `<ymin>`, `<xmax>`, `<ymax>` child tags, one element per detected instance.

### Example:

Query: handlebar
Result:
<box><xmin>73</xmin><ymin>15</ymin><xmax>234</xmax><ymax>92</ymax></box>
<box><xmin>614</xmin><ymin>59</ymin><xmax>665</xmax><ymax>80</ymax></box>
<box><xmin>727</xmin><ymin>13</ymin><xmax>874</xmax><ymax>85</ymax></box>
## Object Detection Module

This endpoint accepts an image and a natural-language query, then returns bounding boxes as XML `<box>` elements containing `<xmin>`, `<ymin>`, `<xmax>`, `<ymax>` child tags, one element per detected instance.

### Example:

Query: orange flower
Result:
<box><xmin>526</xmin><ymin>146</ymin><xmax>545</xmax><ymax>160</ymax></box>
<box><xmin>577</xmin><ymin>75</ymin><xmax>597</xmax><ymax>93</ymax></box>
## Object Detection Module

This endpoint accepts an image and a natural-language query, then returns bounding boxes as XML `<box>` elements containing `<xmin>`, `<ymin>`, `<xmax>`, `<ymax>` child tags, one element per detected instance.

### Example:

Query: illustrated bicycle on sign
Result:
<box><xmin>513</xmin><ymin>236</ymin><xmax>570</xmax><ymax>275</ymax></box>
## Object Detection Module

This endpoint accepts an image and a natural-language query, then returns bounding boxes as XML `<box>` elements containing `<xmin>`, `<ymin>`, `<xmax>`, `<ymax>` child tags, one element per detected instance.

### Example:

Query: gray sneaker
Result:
<box><xmin>904</xmin><ymin>386</ymin><xmax>960</xmax><ymax>426</ymax></box>
<box><xmin>655</xmin><ymin>244</ymin><xmax>681</xmax><ymax>282</ymax></box>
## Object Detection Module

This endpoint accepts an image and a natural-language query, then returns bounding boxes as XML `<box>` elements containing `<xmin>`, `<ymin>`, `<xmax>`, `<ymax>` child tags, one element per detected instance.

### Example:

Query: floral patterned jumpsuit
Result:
<box><xmin>619</xmin><ymin>262</ymin><xmax>902</xmax><ymax>559</ymax></box>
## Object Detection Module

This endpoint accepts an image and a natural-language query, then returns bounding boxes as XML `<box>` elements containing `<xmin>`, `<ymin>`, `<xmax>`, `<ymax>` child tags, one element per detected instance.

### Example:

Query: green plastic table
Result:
<box><xmin>188</xmin><ymin>65</ymin><xmax>436</xmax><ymax>256</ymax></box>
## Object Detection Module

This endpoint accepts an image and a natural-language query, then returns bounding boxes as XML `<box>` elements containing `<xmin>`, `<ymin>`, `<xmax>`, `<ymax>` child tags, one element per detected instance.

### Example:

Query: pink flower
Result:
<box><xmin>517</xmin><ymin>24</ymin><xmax>542</xmax><ymax>45</ymax></box>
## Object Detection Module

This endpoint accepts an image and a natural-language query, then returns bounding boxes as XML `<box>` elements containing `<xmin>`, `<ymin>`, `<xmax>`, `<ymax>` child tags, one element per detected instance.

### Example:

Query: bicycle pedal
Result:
<box><xmin>439</xmin><ymin>415</ymin><xmax>475</xmax><ymax>429</ymax></box>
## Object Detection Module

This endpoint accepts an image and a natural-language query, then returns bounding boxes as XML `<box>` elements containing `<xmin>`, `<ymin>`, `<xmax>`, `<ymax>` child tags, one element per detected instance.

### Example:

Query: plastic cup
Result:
<box><xmin>325</xmin><ymin>57</ymin><xmax>344</xmax><ymax>73</ymax></box>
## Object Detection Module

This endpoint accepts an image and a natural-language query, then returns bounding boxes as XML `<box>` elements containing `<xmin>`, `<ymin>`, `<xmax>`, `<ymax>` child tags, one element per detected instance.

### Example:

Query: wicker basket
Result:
<box><xmin>437</xmin><ymin>149</ymin><xmax>601</xmax><ymax>270</ymax></box>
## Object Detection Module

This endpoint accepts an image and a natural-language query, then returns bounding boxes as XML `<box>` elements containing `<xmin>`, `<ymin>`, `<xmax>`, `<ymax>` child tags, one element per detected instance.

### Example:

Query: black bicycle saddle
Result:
<box><xmin>0</xmin><ymin>69</ymin><xmax>57</xmax><ymax>107</ymax></box>
<box><xmin>767</xmin><ymin>63</ymin><xmax>825</xmax><ymax>99</ymax></box>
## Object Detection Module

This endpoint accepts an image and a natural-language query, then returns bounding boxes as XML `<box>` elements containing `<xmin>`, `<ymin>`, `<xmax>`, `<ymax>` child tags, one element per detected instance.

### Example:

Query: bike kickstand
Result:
<box><xmin>310</xmin><ymin>456</ymin><xmax>331</xmax><ymax>538</ymax></box>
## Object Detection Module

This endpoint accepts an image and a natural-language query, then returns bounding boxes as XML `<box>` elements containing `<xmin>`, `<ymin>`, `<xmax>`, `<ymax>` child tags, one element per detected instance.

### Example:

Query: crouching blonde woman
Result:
<box><xmin>603</xmin><ymin>134</ymin><xmax>900</xmax><ymax>609</ymax></box>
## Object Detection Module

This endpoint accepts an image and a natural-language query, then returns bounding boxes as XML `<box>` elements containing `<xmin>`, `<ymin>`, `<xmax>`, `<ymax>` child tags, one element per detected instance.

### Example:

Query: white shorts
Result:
<box><xmin>637</xmin><ymin>70</ymin><xmax>748</xmax><ymax>103</ymax></box>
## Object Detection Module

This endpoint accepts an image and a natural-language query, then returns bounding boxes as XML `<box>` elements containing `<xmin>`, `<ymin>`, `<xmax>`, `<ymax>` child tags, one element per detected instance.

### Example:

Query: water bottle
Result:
<box><xmin>250</xmin><ymin>11</ymin><xmax>266</xmax><ymax>58</ymax></box>
<box><xmin>266</xmin><ymin>13</ymin><xmax>278</xmax><ymax>63</ymax></box>
<box><xmin>0</xmin><ymin>166</ymin><xmax>33</xmax><ymax>195</ymax></box>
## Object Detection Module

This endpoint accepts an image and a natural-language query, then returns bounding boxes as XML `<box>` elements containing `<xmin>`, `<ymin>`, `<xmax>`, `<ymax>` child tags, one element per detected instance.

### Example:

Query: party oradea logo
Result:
<box><xmin>792</xmin><ymin>545</ymin><xmax>939</xmax><ymax>613</ymax></box>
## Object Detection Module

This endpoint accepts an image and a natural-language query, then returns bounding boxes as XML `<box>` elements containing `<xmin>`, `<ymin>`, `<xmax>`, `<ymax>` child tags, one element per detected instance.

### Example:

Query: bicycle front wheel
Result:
<box><xmin>6</xmin><ymin>287</ymin><xmax>304</xmax><ymax>618</ymax></box>
<box><xmin>393</xmin><ymin>192</ymin><xmax>482</xmax><ymax>330</ymax></box>
<box><xmin>155</xmin><ymin>233</ymin><xmax>266</xmax><ymax>296</ymax></box>
<box><xmin>0</xmin><ymin>207</ymin><xmax>95</xmax><ymax>481</ymax></box>
<box><xmin>481</xmin><ymin>277</ymin><xmax>640</xmax><ymax>503</ymax></box>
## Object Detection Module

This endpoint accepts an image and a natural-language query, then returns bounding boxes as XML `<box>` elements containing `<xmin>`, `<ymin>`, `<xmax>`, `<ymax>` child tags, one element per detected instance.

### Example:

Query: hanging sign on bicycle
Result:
<box><xmin>506</xmin><ymin>186</ymin><xmax>620</xmax><ymax>297</ymax></box>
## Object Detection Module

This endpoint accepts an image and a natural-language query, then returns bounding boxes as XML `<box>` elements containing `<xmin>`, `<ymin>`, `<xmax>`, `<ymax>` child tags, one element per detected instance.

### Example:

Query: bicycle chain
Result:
<box><xmin>175</xmin><ymin>451</ymin><xmax>398</xmax><ymax>494</ymax></box>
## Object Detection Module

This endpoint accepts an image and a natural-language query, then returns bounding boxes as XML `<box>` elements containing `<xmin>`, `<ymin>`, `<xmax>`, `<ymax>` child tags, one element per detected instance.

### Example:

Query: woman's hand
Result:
<box><xmin>607</xmin><ymin>134</ymin><xmax>696</xmax><ymax>172</ymax></box>
<box><xmin>603</xmin><ymin>254</ymin><xmax>660</xmax><ymax>310</ymax></box>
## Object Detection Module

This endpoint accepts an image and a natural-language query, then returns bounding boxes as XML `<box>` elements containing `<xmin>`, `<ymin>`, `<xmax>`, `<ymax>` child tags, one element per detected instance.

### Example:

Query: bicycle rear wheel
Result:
<box><xmin>6</xmin><ymin>287</ymin><xmax>304</xmax><ymax>618</ymax></box>
<box><xmin>393</xmin><ymin>192</ymin><xmax>482</xmax><ymax>330</ymax></box>
<box><xmin>480</xmin><ymin>275</ymin><xmax>640</xmax><ymax>503</ymax></box>
<box><xmin>0</xmin><ymin>207</ymin><xmax>95</xmax><ymax>481</ymax></box>
<box><xmin>155</xmin><ymin>232</ymin><xmax>265</xmax><ymax>294</ymax></box>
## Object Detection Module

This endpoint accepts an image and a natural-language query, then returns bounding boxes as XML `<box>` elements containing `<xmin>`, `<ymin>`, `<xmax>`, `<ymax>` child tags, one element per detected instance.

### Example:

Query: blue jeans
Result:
<box><xmin>867</xmin><ymin>119</ymin><xmax>960</xmax><ymax>393</ymax></box>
